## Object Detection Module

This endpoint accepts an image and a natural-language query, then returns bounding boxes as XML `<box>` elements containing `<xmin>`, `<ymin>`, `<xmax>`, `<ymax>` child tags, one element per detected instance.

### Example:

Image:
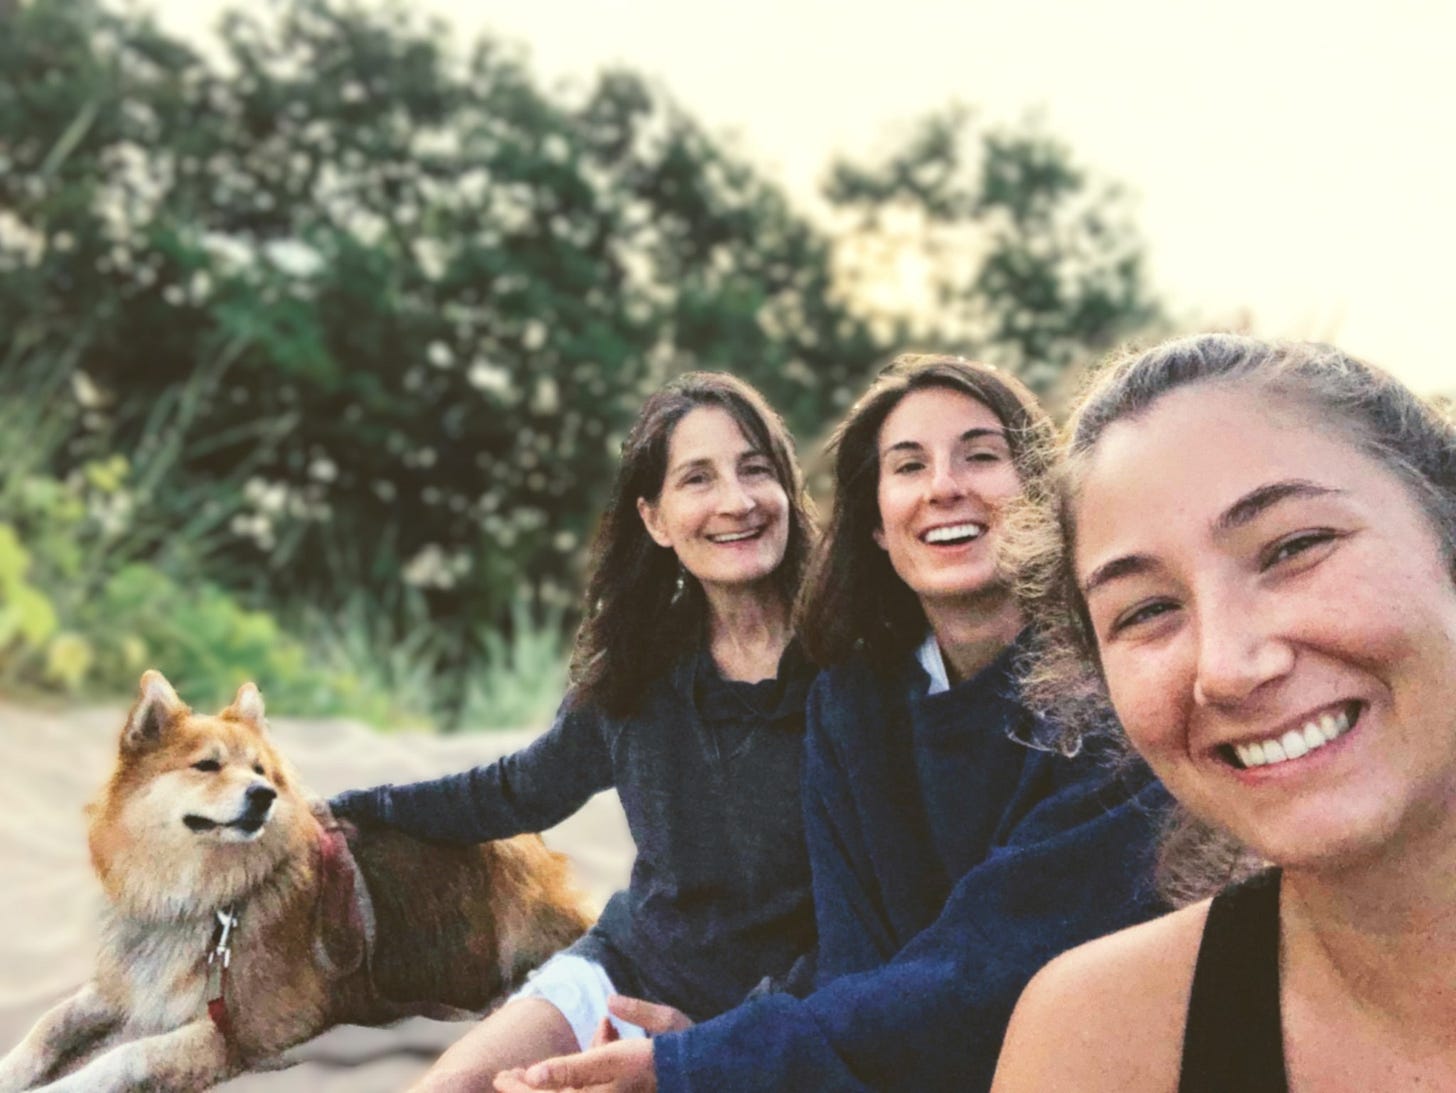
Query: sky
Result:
<box><xmin>156</xmin><ymin>0</ymin><xmax>1456</xmax><ymax>394</ymax></box>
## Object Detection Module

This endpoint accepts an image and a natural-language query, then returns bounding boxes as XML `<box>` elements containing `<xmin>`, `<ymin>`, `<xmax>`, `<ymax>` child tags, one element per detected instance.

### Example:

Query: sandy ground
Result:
<box><xmin>0</xmin><ymin>697</ymin><xmax>633</xmax><ymax>1091</ymax></box>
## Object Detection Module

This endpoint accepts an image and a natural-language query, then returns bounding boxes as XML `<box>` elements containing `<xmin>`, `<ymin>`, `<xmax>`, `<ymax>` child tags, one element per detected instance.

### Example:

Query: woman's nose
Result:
<box><xmin>925</xmin><ymin>458</ymin><xmax>965</xmax><ymax>503</ymax></box>
<box><xmin>717</xmin><ymin>476</ymin><xmax>757</xmax><ymax>514</ymax></box>
<box><xmin>1191</xmin><ymin>595</ymin><xmax>1295</xmax><ymax>708</ymax></box>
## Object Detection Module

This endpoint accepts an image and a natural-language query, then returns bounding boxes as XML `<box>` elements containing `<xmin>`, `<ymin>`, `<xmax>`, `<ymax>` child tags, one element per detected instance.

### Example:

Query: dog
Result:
<box><xmin>0</xmin><ymin>670</ymin><xmax>593</xmax><ymax>1092</ymax></box>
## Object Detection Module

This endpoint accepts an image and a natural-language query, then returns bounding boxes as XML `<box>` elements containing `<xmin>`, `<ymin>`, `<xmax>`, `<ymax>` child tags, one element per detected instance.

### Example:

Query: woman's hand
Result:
<box><xmin>603</xmin><ymin>995</ymin><xmax>692</xmax><ymax>1036</ymax></box>
<box><xmin>491</xmin><ymin>995</ymin><xmax>691</xmax><ymax>1093</ymax></box>
<box><xmin>494</xmin><ymin>1038</ymin><xmax>655</xmax><ymax>1093</ymax></box>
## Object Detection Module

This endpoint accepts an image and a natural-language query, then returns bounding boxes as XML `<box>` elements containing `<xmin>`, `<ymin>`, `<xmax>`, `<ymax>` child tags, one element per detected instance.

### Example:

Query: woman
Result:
<box><xmin>992</xmin><ymin>334</ymin><xmax>1456</xmax><ymax>1091</ymax></box>
<box><xmin>330</xmin><ymin>372</ymin><xmax>819</xmax><ymax>1089</ymax></box>
<box><xmin>502</xmin><ymin>354</ymin><xmax>1170</xmax><ymax>1093</ymax></box>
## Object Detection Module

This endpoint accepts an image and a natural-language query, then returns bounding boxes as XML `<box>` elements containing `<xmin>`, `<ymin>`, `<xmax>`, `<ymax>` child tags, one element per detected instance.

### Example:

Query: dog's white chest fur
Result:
<box><xmin>103</xmin><ymin>915</ymin><xmax>215</xmax><ymax>1034</ymax></box>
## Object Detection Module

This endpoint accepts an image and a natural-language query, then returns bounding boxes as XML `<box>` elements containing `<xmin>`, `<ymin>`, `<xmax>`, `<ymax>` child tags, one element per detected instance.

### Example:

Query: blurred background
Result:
<box><xmin>1</xmin><ymin>0</ymin><xmax>1451</xmax><ymax>730</ymax></box>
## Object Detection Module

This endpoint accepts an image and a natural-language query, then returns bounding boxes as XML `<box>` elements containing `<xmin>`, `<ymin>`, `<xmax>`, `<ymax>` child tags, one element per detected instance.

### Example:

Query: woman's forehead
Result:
<box><xmin>1070</xmin><ymin>385</ymin><xmax>1378</xmax><ymax>562</ymax></box>
<box><xmin>878</xmin><ymin>387</ymin><xmax>1001</xmax><ymax>446</ymax></box>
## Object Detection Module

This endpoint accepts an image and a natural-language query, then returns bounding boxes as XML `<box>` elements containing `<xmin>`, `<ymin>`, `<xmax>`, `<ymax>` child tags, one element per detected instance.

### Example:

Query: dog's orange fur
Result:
<box><xmin>0</xmin><ymin>672</ymin><xmax>592</xmax><ymax>1093</ymax></box>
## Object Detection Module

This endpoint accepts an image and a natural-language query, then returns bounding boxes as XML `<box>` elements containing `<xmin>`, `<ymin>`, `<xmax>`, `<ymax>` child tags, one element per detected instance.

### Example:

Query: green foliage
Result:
<box><xmin>0</xmin><ymin>0</ymin><xmax>887</xmax><ymax>659</ymax></box>
<box><xmin>826</xmin><ymin>107</ymin><xmax>1164</xmax><ymax>392</ymax></box>
<box><xmin>0</xmin><ymin>0</ymin><xmax>1165</xmax><ymax>727</ymax></box>
<box><xmin>456</xmin><ymin>597</ymin><xmax>569</xmax><ymax>731</ymax></box>
<box><xmin>0</xmin><ymin>524</ymin><xmax>59</xmax><ymax>652</ymax></box>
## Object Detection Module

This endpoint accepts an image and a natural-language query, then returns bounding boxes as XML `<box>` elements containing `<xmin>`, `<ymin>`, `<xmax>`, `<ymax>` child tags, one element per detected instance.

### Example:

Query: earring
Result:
<box><xmin>672</xmin><ymin>563</ymin><xmax>686</xmax><ymax>603</ymax></box>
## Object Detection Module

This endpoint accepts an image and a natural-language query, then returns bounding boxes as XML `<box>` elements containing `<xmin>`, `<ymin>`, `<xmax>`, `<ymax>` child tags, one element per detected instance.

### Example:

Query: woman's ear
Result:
<box><xmin>872</xmin><ymin>525</ymin><xmax>887</xmax><ymax>551</ymax></box>
<box><xmin>637</xmin><ymin>496</ymin><xmax>673</xmax><ymax>548</ymax></box>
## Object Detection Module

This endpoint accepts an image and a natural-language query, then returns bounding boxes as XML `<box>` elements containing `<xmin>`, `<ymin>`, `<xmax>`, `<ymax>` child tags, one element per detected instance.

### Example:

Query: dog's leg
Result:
<box><xmin>0</xmin><ymin>983</ymin><xmax>121</xmax><ymax>1092</ymax></box>
<box><xmin>32</xmin><ymin>1019</ymin><xmax>234</xmax><ymax>1093</ymax></box>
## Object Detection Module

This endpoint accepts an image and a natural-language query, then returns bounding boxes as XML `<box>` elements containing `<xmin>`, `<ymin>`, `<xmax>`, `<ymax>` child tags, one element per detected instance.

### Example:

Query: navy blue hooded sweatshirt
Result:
<box><xmin>652</xmin><ymin>640</ymin><xmax>1171</xmax><ymax>1092</ymax></box>
<box><xmin>330</xmin><ymin>643</ymin><xmax>817</xmax><ymax>1022</ymax></box>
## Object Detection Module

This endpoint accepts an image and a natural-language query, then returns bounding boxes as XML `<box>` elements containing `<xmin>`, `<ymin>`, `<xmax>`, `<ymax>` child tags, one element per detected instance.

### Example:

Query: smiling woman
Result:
<box><xmin>636</xmin><ymin>404</ymin><xmax>791</xmax><ymax>611</ymax></box>
<box><xmin>326</xmin><ymin>372</ymin><xmax>821</xmax><ymax>1091</ymax></box>
<box><xmin>494</xmin><ymin>354</ymin><xmax>1172</xmax><ymax>1093</ymax></box>
<box><xmin>993</xmin><ymin>334</ymin><xmax>1456</xmax><ymax>1092</ymax></box>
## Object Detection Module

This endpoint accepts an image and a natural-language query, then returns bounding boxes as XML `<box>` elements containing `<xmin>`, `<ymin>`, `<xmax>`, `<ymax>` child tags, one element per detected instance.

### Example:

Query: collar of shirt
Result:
<box><xmin>914</xmin><ymin>632</ymin><xmax>951</xmax><ymax>696</ymax></box>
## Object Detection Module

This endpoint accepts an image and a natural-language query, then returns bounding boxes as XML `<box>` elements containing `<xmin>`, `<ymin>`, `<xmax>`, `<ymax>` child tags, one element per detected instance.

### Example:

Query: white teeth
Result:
<box><xmin>710</xmin><ymin>529</ymin><xmax>760</xmax><ymax>543</ymax></box>
<box><xmin>1231</xmin><ymin>708</ymin><xmax>1354</xmax><ymax>769</ymax></box>
<box><xmin>1235</xmin><ymin>742</ymin><xmax>1267</xmax><ymax>767</ymax></box>
<box><xmin>923</xmin><ymin>523</ymin><xmax>984</xmax><ymax>544</ymax></box>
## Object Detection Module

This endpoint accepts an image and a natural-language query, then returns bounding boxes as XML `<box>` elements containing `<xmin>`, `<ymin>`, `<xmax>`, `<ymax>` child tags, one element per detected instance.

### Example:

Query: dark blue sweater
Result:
<box><xmin>330</xmin><ymin>644</ymin><xmax>817</xmax><ymax>1022</ymax></box>
<box><xmin>653</xmin><ymin>641</ymin><xmax>1171</xmax><ymax>1092</ymax></box>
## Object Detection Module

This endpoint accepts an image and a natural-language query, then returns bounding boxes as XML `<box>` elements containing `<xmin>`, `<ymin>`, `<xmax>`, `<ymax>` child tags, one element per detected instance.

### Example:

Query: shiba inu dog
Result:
<box><xmin>0</xmin><ymin>671</ymin><xmax>592</xmax><ymax>1092</ymax></box>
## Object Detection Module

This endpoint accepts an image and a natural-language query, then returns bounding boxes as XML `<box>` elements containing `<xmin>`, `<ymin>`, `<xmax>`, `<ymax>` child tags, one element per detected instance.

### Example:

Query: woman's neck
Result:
<box><xmin>1283</xmin><ymin>819</ymin><xmax>1456</xmax><ymax>1044</ymax></box>
<box><xmin>704</xmin><ymin>582</ymin><xmax>791</xmax><ymax>683</ymax></box>
<box><xmin>922</xmin><ymin>586</ymin><xmax>1023</xmax><ymax>686</ymax></box>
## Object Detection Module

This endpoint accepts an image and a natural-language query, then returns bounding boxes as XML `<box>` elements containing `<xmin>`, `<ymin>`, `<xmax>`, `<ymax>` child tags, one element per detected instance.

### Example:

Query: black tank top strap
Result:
<box><xmin>1178</xmin><ymin>868</ymin><xmax>1289</xmax><ymax>1093</ymax></box>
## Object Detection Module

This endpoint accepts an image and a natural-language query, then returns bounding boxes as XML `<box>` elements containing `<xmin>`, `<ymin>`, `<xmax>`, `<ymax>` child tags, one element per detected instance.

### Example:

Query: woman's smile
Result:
<box><xmin>1074</xmin><ymin>382</ymin><xmax>1456</xmax><ymax>870</ymax></box>
<box><xmin>1221</xmin><ymin>700</ymin><xmax>1360</xmax><ymax>771</ymax></box>
<box><xmin>873</xmin><ymin>387</ymin><xmax>1020</xmax><ymax>607</ymax></box>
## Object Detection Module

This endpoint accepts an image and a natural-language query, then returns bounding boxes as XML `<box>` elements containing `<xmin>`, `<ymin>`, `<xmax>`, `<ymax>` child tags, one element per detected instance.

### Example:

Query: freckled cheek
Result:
<box><xmin>1105</xmin><ymin>657</ymin><xmax>1188</xmax><ymax>759</ymax></box>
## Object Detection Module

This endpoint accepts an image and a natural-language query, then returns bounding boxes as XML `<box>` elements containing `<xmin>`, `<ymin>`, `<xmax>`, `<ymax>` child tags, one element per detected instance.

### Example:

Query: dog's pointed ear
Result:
<box><xmin>123</xmin><ymin>670</ymin><xmax>185</xmax><ymax>752</ymax></box>
<box><xmin>223</xmin><ymin>681</ymin><xmax>267</xmax><ymax>731</ymax></box>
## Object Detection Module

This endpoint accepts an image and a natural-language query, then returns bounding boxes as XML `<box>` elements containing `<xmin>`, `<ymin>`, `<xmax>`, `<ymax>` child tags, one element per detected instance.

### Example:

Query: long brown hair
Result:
<box><xmin>796</xmin><ymin>353</ymin><xmax>1052</xmax><ymax>669</ymax></box>
<box><xmin>569</xmin><ymin>372</ymin><xmax>814</xmax><ymax>715</ymax></box>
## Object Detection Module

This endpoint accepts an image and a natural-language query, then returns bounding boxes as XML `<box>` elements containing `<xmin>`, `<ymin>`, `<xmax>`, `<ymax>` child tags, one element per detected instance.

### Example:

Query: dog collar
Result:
<box><xmin>205</xmin><ymin>906</ymin><xmax>240</xmax><ymax>1040</ymax></box>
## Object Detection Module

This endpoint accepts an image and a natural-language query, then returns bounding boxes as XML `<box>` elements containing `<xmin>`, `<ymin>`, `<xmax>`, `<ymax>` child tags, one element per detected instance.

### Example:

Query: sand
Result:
<box><xmin>0</xmin><ymin>698</ymin><xmax>633</xmax><ymax>1091</ymax></box>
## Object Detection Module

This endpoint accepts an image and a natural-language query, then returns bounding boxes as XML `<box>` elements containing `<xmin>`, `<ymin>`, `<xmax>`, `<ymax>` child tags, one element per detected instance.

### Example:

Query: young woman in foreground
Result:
<box><xmin>993</xmin><ymin>334</ymin><xmax>1456</xmax><ymax>1091</ymax></box>
<box><xmin>331</xmin><ymin>373</ymin><xmax>819</xmax><ymax>1090</ymax></box>
<box><xmin>501</xmin><ymin>355</ymin><xmax>1170</xmax><ymax>1093</ymax></box>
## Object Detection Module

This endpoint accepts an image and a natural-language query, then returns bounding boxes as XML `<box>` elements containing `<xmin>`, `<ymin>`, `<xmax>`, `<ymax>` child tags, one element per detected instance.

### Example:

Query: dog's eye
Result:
<box><xmin>192</xmin><ymin>759</ymin><xmax>221</xmax><ymax>773</ymax></box>
<box><xmin>252</xmin><ymin>763</ymin><xmax>265</xmax><ymax>776</ymax></box>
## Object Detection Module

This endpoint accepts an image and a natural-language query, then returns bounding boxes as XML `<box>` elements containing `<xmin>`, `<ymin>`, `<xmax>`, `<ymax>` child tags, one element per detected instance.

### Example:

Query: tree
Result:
<box><xmin>826</xmin><ymin>106</ymin><xmax>1163</xmax><ymax>393</ymax></box>
<box><xmin>0</xmin><ymin>0</ymin><xmax>883</xmax><ymax>690</ymax></box>
<box><xmin>0</xmin><ymin>0</ymin><xmax>1162</xmax><ymax>719</ymax></box>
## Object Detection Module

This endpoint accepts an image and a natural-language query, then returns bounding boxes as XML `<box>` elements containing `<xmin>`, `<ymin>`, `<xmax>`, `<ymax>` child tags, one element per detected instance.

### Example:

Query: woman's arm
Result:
<box><xmin>328</xmin><ymin>697</ymin><xmax>614</xmax><ymax>843</ymax></box>
<box><xmin>648</xmin><ymin>768</ymin><xmax>1172</xmax><ymax>1093</ymax></box>
<box><xmin>801</xmin><ymin>707</ymin><xmax>899</xmax><ymax>983</ymax></box>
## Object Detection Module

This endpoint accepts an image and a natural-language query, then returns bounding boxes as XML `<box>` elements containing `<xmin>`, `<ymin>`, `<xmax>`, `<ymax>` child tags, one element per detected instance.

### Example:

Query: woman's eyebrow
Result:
<box><xmin>1081</xmin><ymin>553</ymin><xmax>1157</xmax><ymax>599</ymax></box>
<box><xmin>1081</xmin><ymin>480</ymin><xmax>1346</xmax><ymax>598</ymax></box>
<box><xmin>962</xmin><ymin>427</ymin><xmax>1008</xmax><ymax>443</ymax></box>
<box><xmin>880</xmin><ymin>427</ymin><xmax>1006</xmax><ymax>457</ymax></box>
<box><xmin>1213</xmin><ymin>479</ymin><xmax>1343</xmax><ymax>535</ymax></box>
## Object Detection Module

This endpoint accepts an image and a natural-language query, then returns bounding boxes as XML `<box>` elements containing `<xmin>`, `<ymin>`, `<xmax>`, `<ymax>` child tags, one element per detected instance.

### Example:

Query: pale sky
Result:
<box><xmin>157</xmin><ymin>0</ymin><xmax>1456</xmax><ymax>393</ymax></box>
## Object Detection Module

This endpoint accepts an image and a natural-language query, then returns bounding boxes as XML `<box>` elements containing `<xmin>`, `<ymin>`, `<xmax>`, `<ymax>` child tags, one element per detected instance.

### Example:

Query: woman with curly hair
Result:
<box><xmin>994</xmin><ymin>334</ymin><xmax>1456</xmax><ymax>1091</ymax></box>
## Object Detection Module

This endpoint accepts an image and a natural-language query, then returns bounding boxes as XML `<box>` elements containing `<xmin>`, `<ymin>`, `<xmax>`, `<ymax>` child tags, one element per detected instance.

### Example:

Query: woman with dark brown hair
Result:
<box><xmin>993</xmin><ymin>334</ymin><xmax>1456</xmax><ymax>1091</ymax></box>
<box><xmin>503</xmin><ymin>354</ymin><xmax>1170</xmax><ymax>1093</ymax></box>
<box><xmin>330</xmin><ymin>371</ymin><xmax>819</xmax><ymax>1090</ymax></box>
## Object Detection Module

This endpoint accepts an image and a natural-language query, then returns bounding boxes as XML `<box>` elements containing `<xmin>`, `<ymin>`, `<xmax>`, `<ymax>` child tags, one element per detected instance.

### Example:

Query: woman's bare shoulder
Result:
<box><xmin>991</xmin><ymin>901</ymin><xmax>1212</xmax><ymax>1093</ymax></box>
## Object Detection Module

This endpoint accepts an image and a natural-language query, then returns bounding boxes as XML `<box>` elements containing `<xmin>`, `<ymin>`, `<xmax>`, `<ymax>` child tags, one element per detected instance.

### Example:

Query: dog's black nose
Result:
<box><xmin>245</xmin><ymin>783</ymin><xmax>277</xmax><ymax>812</ymax></box>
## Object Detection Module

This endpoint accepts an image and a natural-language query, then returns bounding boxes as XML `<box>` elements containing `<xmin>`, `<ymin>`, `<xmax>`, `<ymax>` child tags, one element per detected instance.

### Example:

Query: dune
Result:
<box><xmin>0</xmin><ymin>698</ymin><xmax>632</xmax><ymax>1091</ymax></box>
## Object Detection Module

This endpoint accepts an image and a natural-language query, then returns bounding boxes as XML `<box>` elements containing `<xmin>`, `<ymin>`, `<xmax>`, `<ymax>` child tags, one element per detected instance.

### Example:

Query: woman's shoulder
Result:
<box><xmin>992</xmin><ymin>900</ymin><xmax>1211</xmax><ymax>1093</ymax></box>
<box><xmin>807</xmin><ymin>649</ymin><xmax>917</xmax><ymax>737</ymax></box>
<box><xmin>811</xmin><ymin>646</ymin><xmax>917</xmax><ymax>702</ymax></box>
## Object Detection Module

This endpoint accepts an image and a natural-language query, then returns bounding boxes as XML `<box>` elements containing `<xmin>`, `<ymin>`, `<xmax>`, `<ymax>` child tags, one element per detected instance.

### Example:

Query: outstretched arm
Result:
<box><xmin>653</xmin><ymin>765</ymin><xmax>1170</xmax><ymax>1093</ymax></box>
<box><xmin>329</xmin><ymin>697</ymin><xmax>613</xmax><ymax>843</ymax></box>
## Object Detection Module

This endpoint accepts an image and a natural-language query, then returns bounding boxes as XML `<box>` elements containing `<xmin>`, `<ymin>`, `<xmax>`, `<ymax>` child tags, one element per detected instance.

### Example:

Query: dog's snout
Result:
<box><xmin>245</xmin><ymin>783</ymin><xmax>277</xmax><ymax>811</ymax></box>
